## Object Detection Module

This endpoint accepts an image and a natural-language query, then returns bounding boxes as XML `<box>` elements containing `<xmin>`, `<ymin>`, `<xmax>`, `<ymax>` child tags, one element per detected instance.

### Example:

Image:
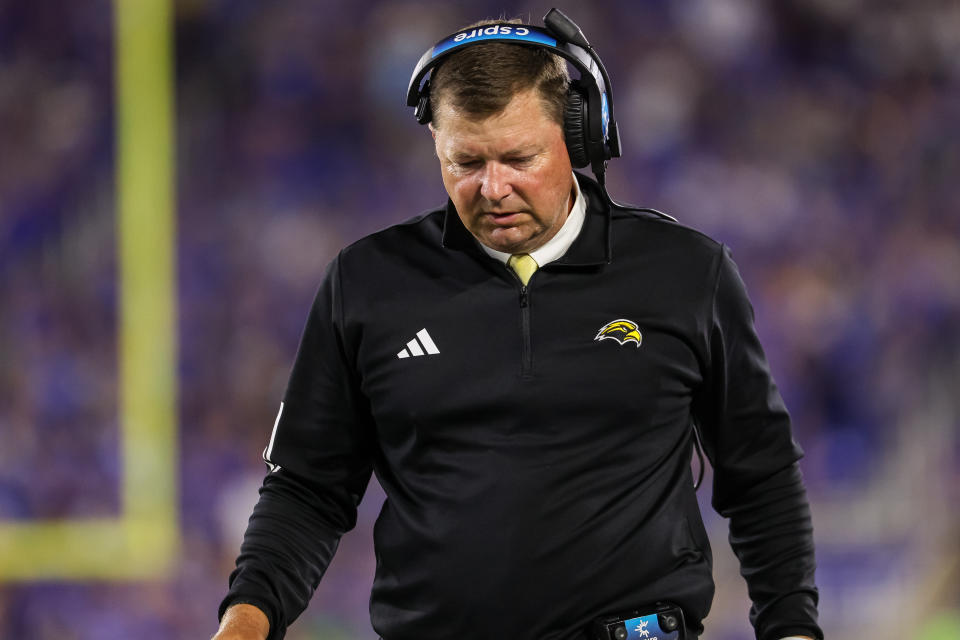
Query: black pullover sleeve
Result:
<box><xmin>218</xmin><ymin>255</ymin><xmax>376</xmax><ymax>639</ymax></box>
<box><xmin>695</xmin><ymin>246</ymin><xmax>823</xmax><ymax>640</ymax></box>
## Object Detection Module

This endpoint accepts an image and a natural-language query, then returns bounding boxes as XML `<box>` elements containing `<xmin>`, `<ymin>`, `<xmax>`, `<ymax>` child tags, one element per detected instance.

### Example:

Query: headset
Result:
<box><xmin>406</xmin><ymin>8</ymin><xmax>677</xmax><ymax>223</ymax></box>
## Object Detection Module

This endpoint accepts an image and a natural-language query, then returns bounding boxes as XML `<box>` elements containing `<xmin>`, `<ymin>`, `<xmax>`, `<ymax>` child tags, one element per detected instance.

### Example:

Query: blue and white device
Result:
<box><xmin>588</xmin><ymin>602</ymin><xmax>685</xmax><ymax>640</ymax></box>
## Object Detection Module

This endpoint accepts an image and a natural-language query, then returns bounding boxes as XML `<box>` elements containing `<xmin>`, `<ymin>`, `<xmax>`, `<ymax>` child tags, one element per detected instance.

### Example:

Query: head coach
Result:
<box><xmin>213</xmin><ymin>9</ymin><xmax>822</xmax><ymax>640</ymax></box>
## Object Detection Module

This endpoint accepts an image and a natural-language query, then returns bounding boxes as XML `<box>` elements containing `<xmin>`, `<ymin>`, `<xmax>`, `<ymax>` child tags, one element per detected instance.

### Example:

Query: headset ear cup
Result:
<box><xmin>415</xmin><ymin>94</ymin><xmax>432</xmax><ymax>125</ymax></box>
<box><xmin>415</xmin><ymin>79</ymin><xmax>432</xmax><ymax>125</ymax></box>
<box><xmin>563</xmin><ymin>88</ymin><xmax>590</xmax><ymax>168</ymax></box>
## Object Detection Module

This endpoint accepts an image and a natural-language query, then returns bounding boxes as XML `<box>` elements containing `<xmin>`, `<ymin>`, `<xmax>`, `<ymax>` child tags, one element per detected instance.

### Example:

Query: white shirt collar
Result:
<box><xmin>478</xmin><ymin>174</ymin><xmax>586</xmax><ymax>267</ymax></box>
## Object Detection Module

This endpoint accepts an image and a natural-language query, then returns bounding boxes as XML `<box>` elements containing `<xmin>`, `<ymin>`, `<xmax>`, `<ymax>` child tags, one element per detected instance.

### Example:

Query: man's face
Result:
<box><xmin>431</xmin><ymin>88</ymin><xmax>575</xmax><ymax>254</ymax></box>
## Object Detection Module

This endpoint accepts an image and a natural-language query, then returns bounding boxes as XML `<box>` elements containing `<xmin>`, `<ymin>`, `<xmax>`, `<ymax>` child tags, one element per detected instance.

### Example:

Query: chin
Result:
<box><xmin>486</xmin><ymin>236</ymin><xmax>530</xmax><ymax>254</ymax></box>
<box><xmin>475</xmin><ymin>230</ymin><xmax>511</xmax><ymax>249</ymax></box>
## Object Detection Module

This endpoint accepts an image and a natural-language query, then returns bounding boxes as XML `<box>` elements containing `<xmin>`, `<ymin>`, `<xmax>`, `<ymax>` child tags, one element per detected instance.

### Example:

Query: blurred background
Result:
<box><xmin>1</xmin><ymin>0</ymin><xmax>958</xmax><ymax>638</ymax></box>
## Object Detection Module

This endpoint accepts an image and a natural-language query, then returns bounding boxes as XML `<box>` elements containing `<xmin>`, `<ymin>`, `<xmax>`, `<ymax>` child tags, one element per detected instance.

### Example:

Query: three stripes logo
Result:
<box><xmin>397</xmin><ymin>328</ymin><xmax>440</xmax><ymax>359</ymax></box>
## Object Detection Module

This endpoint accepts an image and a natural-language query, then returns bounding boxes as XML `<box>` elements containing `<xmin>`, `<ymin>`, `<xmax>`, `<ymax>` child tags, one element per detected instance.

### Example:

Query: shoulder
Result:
<box><xmin>609</xmin><ymin>206</ymin><xmax>725</xmax><ymax>267</ymax></box>
<box><xmin>338</xmin><ymin>206</ymin><xmax>446</xmax><ymax>264</ymax></box>
<box><xmin>576</xmin><ymin>171</ymin><xmax>723</xmax><ymax>266</ymax></box>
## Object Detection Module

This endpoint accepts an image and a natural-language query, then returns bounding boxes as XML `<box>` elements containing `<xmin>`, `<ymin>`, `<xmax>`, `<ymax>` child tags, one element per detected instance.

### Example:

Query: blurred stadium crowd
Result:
<box><xmin>1</xmin><ymin>0</ymin><xmax>958</xmax><ymax>638</ymax></box>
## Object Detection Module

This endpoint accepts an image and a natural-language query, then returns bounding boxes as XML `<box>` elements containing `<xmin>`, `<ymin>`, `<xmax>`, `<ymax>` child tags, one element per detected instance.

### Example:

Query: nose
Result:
<box><xmin>479</xmin><ymin>162</ymin><xmax>512</xmax><ymax>204</ymax></box>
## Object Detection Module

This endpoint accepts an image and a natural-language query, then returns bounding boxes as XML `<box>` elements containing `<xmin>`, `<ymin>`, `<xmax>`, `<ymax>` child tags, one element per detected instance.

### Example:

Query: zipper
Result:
<box><xmin>519</xmin><ymin>285</ymin><xmax>532</xmax><ymax>377</ymax></box>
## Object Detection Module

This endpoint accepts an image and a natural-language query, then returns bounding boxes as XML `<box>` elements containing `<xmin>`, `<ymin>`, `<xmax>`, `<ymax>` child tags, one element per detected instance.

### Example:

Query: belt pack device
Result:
<box><xmin>588</xmin><ymin>602</ymin><xmax>685</xmax><ymax>640</ymax></box>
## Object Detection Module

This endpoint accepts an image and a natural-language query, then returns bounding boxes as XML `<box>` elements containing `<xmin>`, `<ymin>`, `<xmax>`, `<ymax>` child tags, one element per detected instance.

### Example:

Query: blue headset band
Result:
<box><xmin>406</xmin><ymin>23</ymin><xmax>613</xmax><ymax>139</ymax></box>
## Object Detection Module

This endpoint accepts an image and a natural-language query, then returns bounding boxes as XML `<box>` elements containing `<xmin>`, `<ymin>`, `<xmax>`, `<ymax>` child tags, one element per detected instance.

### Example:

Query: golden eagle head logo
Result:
<box><xmin>594</xmin><ymin>319</ymin><xmax>643</xmax><ymax>348</ymax></box>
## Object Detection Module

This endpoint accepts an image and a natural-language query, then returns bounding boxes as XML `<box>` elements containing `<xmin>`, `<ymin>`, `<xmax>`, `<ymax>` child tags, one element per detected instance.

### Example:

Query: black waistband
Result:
<box><xmin>379</xmin><ymin>631</ymin><xmax>698</xmax><ymax>640</ymax></box>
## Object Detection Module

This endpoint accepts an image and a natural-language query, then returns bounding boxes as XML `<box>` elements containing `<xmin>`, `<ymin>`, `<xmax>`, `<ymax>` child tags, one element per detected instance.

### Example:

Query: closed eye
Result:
<box><xmin>450</xmin><ymin>158</ymin><xmax>482</xmax><ymax>170</ymax></box>
<box><xmin>506</xmin><ymin>155</ymin><xmax>535</xmax><ymax>167</ymax></box>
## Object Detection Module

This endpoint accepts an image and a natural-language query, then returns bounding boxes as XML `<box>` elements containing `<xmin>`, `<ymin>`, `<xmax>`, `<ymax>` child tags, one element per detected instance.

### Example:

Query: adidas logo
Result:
<box><xmin>397</xmin><ymin>328</ymin><xmax>440</xmax><ymax>359</ymax></box>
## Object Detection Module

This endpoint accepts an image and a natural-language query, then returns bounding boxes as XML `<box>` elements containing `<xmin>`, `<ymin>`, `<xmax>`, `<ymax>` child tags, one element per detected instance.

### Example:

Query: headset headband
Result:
<box><xmin>406</xmin><ymin>10</ymin><xmax>622</xmax><ymax>177</ymax></box>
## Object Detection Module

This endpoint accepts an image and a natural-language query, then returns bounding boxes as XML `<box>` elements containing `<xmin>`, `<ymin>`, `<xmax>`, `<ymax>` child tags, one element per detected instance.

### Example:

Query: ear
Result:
<box><xmin>427</xmin><ymin>123</ymin><xmax>441</xmax><ymax>158</ymax></box>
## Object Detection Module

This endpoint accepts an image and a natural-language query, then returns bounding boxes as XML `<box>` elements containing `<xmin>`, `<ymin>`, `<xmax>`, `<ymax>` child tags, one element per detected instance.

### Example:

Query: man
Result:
<box><xmin>214</xmin><ymin>13</ymin><xmax>821</xmax><ymax>640</ymax></box>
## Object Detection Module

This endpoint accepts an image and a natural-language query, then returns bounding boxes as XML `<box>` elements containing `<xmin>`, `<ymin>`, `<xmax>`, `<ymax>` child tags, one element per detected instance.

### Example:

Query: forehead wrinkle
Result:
<box><xmin>433</xmin><ymin>88</ymin><xmax>561</xmax><ymax>163</ymax></box>
<box><xmin>450</xmin><ymin>140</ymin><xmax>541</xmax><ymax>160</ymax></box>
<box><xmin>439</xmin><ymin>120</ymin><xmax>547</xmax><ymax>159</ymax></box>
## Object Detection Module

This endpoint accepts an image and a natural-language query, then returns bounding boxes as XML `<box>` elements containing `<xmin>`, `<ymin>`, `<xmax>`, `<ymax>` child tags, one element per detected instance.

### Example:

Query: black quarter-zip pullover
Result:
<box><xmin>221</xmin><ymin>174</ymin><xmax>822</xmax><ymax>640</ymax></box>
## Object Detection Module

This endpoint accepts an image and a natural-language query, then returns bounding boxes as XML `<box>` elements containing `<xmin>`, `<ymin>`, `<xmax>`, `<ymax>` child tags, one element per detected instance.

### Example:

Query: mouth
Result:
<box><xmin>485</xmin><ymin>211</ymin><xmax>525</xmax><ymax>225</ymax></box>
